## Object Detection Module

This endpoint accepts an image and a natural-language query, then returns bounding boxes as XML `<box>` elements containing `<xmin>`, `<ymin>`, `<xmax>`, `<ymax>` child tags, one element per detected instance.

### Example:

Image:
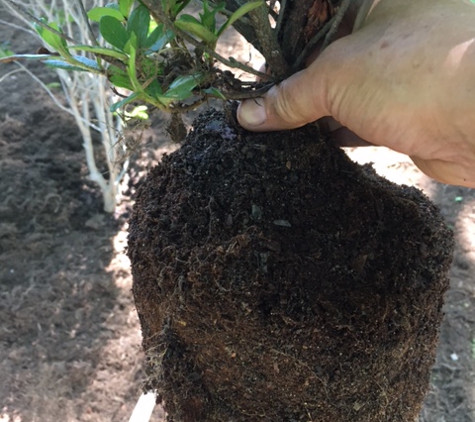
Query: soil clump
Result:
<box><xmin>128</xmin><ymin>108</ymin><xmax>454</xmax><ymax>422</ymax></box>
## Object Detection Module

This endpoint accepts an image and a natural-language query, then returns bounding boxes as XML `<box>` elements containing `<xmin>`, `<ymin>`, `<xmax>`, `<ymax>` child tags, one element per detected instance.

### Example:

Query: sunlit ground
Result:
<box><xmin>2</xmin><ymin>15</ymin><xmax>473</xmax><ymax>420</ymax></box>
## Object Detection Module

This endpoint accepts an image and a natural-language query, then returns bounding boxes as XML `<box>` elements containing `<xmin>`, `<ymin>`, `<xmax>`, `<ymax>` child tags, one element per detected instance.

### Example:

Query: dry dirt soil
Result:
<box><xmin>0</xmin><ymin>5</ymin><xmax>474</xmax><ymax>422</ymax></box>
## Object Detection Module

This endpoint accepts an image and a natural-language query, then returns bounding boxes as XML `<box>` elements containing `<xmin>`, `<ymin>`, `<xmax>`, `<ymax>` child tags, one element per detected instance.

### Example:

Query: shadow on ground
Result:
<box><xmin>421</xmin><ymin>183</ymin><xmax>475</xmax><ymax>422</ymax></box>
<box><xmin>345</xmin><ymin>147</ymin><xmax>475</xmax><ymax>422</ymax></box>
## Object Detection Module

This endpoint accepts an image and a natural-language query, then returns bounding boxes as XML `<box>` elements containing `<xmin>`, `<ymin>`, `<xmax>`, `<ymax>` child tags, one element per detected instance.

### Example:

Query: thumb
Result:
<box><xmin>237</xmin><ymin>64</ymin><xmax>330</xmax><ymax>132</ymax></box>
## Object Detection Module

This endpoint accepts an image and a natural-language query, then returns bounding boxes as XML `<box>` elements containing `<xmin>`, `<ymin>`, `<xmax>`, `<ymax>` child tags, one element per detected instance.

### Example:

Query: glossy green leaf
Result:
<box><xmin>88</xmin><ymin>7</ymin><xmax>124</xmax><ymax>23</ymax></box>
<box><xmin>165</xmin><ymin>74</ymin><xmax>200</xmax><ymax>100</ymax></box>
<box><xmin>145</xmin><ymin>79</ymin><xmax>163</xmax><ymax>98</ymax></box>
<box><xmin>218</xmin><ymin>1</ymin><xmax>263</xmax><ymax>36</ymax></box>
<box><xmin>33</xmin><ymin>17</ymin><xmax>47</xmax><ymax>37</ymax></box>
<box><xmin>44</xmin><ymin>59</ymin><xmax>89</xmax><ymax>72</ymax></box>
<box><xmin>199</xmin><ymin>0</ymin><xmax>221</xmax><ymax>32</ymax></box>
<box><xmin>109</xmin><ymin>72</ymin><xmax>133</xmax><ymax>90</ymax></box>
<box><xmin>123</xmin><ymin>31</ymin><xmax>138</xmax><ymax>55</ymax></box>
<box><xmin>175</xmin><ymin>15</ymin><xmax>217</xmax><ymax>45</ymax></box>
<box><xmin>110</xmin><ymin>91</ymin><xmax>140</xmax><ymax>112</ymax></box>
<box><xmin>204</xmin><ymin>86</ymin><xmax>226</xmax><ymax>100</ymax></box>
<box><xmin>70</xmin><ymin>55</ymin><xmax>103</xmax><ymax>71</ymax></box>
<box><xmin>37</xmin><ymin>22</ymin><xmax>68</xmax><ymax>55</ymax></box>
<box><xmin>68</xmin><ymin>44</ymin><xmax>128</xmax><ymax>61</ymax></box>
<box><xmin>125</xmin><ymin>33</ymin><xmax>141</xmax><ymax>91</ymax></box>
<box><xmin>145</xmin><ymin>24</ymin><xmax>171</xmax><ymax>50</ymax></box>
<box><xmin>118</xmin><ymin>0</ymin><xmax>134</xmax><ymax>18</ymax></box>
<box><xmin>100</xmin><ymin>16</ymin><xmax>129</xmax><ymax>50</ymax></box>
<box><xmin>127</xmin><ymin>5</ymin><xmax>150</xmax><ymax>48</ymax></box>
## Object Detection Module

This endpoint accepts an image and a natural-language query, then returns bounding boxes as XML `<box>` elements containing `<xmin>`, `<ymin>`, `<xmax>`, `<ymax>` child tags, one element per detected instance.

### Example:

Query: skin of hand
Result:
<box><xmin>237</xmin><ymin>0</ymin><xmax>475</xmax><ymax>188</ymax></box>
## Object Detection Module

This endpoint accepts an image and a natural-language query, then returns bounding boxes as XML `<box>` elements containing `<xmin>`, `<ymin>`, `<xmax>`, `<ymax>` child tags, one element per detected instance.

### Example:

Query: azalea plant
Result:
<box><xmin>3</xmin><ymin>0</ymin><xmax>268</xmax><ymax>111</ymax></box>
<box><xmin>1</xmin><ymin>0</ymin><xmax>349</xmax><ymax>211</ymax></box>
<box><xmin>0</xmin><ymin>0</ymin><xmax>277</xmax><ymax>211</ymax></box>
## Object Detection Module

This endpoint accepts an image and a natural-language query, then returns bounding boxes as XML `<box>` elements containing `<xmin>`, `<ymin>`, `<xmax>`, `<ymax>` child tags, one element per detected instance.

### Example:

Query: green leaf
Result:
<box><xmin>144</xmin><ymin>24</ymin><xmax>171</xmax><ymax>50</ymax></box>
<box><xmin>100</xmin><ymin>16</ymin><xmax>129</xmax><ymax>50</ymax></box>
<box><xmin>154</xmin><ymin>95</ymin><xmax>175</xmax><ymax>107</ymax></box>
<box><xmin>109</xmin><ymin>72</ymin><xmax>133</xmax><ymax>90</ymax></box>
<box><xmin>199</xmin><ymin>0</ymin><xmax>218</xmax><ymax>32</ymax></box>
<box><xmin>68</xmin><ymin>44</ymin><xmax>128</xmax><ymax>61</ymax></box>
<box><xmin>204</xmin><ymin>86</ymin><xmax>226</xmax><ymax>100</ymax></box>
<box><xmin>174</xmin><ymin>0</ymin><xmax>191</xmax><ymax>16</ymax></box>
<box><xmin>0</xmin><ymin>47</ymin><xmax>14</xmax><ymax>58</ymax></box>
<box><xmin>88</xmin><ymin>7</ymin><xmax>124</xmax><ymax>23</ymax></box>
<box><xmin>217</xmin><ymin>1</ymin><xmax>263</xmax><ymax>36</ymax></box>
<box><xmin>37</xmin><ymin>22</ymin><xmax>68</xmax><ymax>55</ymax></box>
<box><xmin>110</xmin><ymin>91</ymin><xmax>140</xmax><ymax>113</ymax></box>
<box><xmin>145</xmin><ymin>79</ymin><xmax>164</xmax><ymax>97</ymax></box>
<box><xmin>162</xmin><ymin>0</ymin><xmax>191</xmax><ymax>19</ymax></box>
<box><xmin>175</xmin><ymin>15</ymin><xmax>217</xmax><ymax>45</ymax></box>
<box><xmin>69</xmin><ymin>55</ymin><xmax>103</xmax><ymax>71</ymax></box>
<box><xmin>44</xmin><ymin>59</ymin><xmax>90</xmax><ymax>72</ymax></box>
<box><xmin>46</xmin><ymin>82</ymin><xmax>61</xmax><ymax>89</ymax></box>
<box><xmin>126</xmin><ymin>105</ymin><xmax>149</xmax><ymax>120</ymax></box>
<box><xmin>127</xmin><ymin>5</ymin><xmax>150</xmax><ymax>48</ymax></box>
<box><xmin>119</xmin><ymin>0</ymin><xmax>135</xmax><ymax>18</ymax></box>
<box><xmin>125</xmin><ymin>33</ymin><xmax>141</xmax><ymax>91</ymax></box>
<box><xmin>123</xmin><ymin>30</ymin><xmax>138</xmax><ymax>55</ymax></box>
<box><xmin>165</xmin><ymin>74</ymin><xmax>200</xmax><ymax>100</ymax></box>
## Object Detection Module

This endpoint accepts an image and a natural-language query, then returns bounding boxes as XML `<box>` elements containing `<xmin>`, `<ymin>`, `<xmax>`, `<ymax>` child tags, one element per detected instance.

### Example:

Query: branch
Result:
<box><xmin>293</xmin><ymin>0</ymin><xmax>353</xmax><ymax>71</ymax></box>
<box><xmin>321</xmin><ymin>0</ymin><xmax>351</xmax><ymax>50</ymax></box>
<box><xmin>10</xmin><ymin>62</ymin><xmax>101</xmax><ymax>132</ymax></box>
<box><xmin>0</xmin><ymin>17</ymin><xmax>37</xmax><ymax>36</ymax></box>
<box><xmin>141</xmin><ymin>0</ymin><xmax>272</xmax><ymax>81</ymax></box>
<box><xmin>279</xmin><ymin>0</ymin><xmax>315</xmax><ymax>63</ymax></box>
<box><xmin>247</xmin><ymin>3</ymin><xmax>289</xmax><ymax>78</ymax></box>
<box><xmin>0</xmin><ymin>68</ymin><xmax>24</xmax><ymax>84</ymax></box>
<box><xmin>76</xmin><ymin>0</ymin><xmax>99</xmax><ymax>46</ymax></box>
<box><xmin>275</xmin><ymin>0</ymin><xmax>286</xmax><ymax>36</ymax></box>
<box><xmin>220</xmin><ymin>82</ymin><xmax>273</xmax><ymax>100</ymax></box>
<box><xmin>293</xmin><ymin>17</ymin><xmax>333</xmax><ymax>71</ymax></box>
<box><xmin>4</xmin><ymin>0</ymin><xmax>78</xmax><ymax>44</ymax></box>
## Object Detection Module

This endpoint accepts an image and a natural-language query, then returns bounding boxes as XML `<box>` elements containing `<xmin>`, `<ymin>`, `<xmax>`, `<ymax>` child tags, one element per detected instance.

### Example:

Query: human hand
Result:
<box><xmin>237</xmin><ymin>0</ymin><xmax>475</xmax><ymax>188</ymax></box>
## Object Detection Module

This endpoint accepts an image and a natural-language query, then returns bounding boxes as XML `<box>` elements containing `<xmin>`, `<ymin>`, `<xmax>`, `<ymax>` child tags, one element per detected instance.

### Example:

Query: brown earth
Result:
<box><xmin>1</xmin><ymin>4</ymin><xmax>474</xmax><ymax>422</ymax></box>
<box><xmin>128</xmin><ymin>108</ymin><xmax>454</xmax><ymax>422</ymax></box>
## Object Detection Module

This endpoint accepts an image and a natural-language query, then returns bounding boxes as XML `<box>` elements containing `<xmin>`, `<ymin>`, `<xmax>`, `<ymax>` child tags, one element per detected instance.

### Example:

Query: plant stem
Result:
<box><xmin>275</xmin><ymin>0</ymin><xmax>286</xmax><ymax>36</ymax></box>
<box><xmin>248</xmin><ymin>3</ymin><xmax>289</xmax><ymax>78</ymax></box>
<box><xmin>221</xmin><ymin>82</ymin><xmax>273</xmax><ymax>99</ymax></box>
<box><xmin>293</xmin><ymin>17</ymin><xmax>334</xmax><ymax>71</ymax></box>
<box><xmin>76</xmin><ymin>0</ymin><xmax>99</xmax><ymax>46</ymax></box>
<box><xmin>141</xmin><ymin>0</ymin><xmax>272</xmax><ymax>81</ymax></box>
<box><xmin>5</xmin><ymin>0</ymin><xmax>78</xmax><ymax>44</ymax></box>
<box><xmin>321</xmin><ymin>0</ymin><xmax>351</xmax><ymax>50</ymax></box>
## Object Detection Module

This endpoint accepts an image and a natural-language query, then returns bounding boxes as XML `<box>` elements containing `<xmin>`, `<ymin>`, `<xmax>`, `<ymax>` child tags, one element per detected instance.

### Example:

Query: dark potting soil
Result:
<box><xmin>128</xmin><ymin>107</ymin><xmax>454</xmax><ymax>422</ymax></box>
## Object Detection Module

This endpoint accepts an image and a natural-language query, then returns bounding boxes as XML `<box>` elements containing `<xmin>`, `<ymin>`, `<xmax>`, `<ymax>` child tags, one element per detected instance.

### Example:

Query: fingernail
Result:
<box><xmin>239</xmin><ymin>98</ymin><xmax>267</xmax><ymax>127</ymax></box>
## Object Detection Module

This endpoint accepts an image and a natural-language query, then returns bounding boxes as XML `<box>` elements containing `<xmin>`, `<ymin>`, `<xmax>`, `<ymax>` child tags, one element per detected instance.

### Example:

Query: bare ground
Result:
<box><xmin>0</xmin><ymin>5</ymin><xmax>474</xmax><ymax>421</ymax></box>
